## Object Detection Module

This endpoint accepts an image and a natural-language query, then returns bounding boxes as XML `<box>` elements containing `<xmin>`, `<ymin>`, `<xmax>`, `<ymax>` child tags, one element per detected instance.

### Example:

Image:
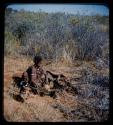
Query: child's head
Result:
<box><xmin>33</xmin><ymin>55</ymin><xmax>42</xmax><ymax>66</ymax></box>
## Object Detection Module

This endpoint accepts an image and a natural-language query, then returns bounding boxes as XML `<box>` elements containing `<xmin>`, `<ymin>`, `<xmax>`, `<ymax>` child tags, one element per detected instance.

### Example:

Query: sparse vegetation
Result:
<box><xmin>4</xmin><ymin>7</ymin><xmax>109</xmax><ymax>122</ymax></box>
<box><xmin>5</xmin><ymin>8</ymin><xmax>109</xmax><ymax>62</ymax></box>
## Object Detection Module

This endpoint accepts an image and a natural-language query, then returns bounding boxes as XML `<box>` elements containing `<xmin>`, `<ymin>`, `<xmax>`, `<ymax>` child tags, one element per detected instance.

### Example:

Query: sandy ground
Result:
<box><xmin>3</xmin><ymin>56</ymin><xmax>109</xmax><ymax>122</ymax></box>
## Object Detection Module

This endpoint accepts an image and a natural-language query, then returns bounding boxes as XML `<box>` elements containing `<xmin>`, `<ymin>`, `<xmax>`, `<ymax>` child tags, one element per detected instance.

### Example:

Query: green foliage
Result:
<box><xmin>5</xmin><ymin>8</ymin><xmax>109</xmax><ymax>62</ymax></box>
<box><xmin>12</xmin><ymin>21</ymin><xmax>35</xmax><ymax>45</ymax></box>
<box><xmin>94</xmin><ymin>14</ymin><xmax>109</xmax><ymax>25</ymax></box>
<box><xmin>5</xmin><ymin>31</ymin><xmax>20</xmax><ymax>55</ymax></box>
<box><xmin>69</xmin><ymin>17</ymin><xmax>79</xmax><ymax>26</ymax></box>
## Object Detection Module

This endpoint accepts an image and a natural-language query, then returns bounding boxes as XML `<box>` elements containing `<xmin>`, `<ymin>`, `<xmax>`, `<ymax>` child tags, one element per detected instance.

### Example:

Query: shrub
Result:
<box><xmin>5</xmin><ymin>8</ymin><xmax>109</xmax><ymax>62</ymax></box>
<box><xmin>4</xmin><ymin>31</ymin><xmax>20</xmax><ymax>56</ymax></box>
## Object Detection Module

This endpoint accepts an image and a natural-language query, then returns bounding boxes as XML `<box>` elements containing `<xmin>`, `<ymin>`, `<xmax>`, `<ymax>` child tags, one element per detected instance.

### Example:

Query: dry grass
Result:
<box><xmin>4</xmin><ymin>95</ymin><xmax>65</xmax><ymax>122</ymax></box>
<box><xmin>4</xmin><ymin>55</ymin><xmax>109</xmax><ymax>122</ymax></box>
<box><xmin>4</xmin><ymin>56</ymin><xmax>67</xmax><ymax>122</ymax></box>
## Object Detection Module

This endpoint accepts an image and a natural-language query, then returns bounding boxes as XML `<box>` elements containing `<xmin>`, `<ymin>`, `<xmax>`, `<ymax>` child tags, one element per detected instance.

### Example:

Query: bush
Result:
<box><xmin>4</xmin><ymin>31</ymin><xmax>20</xmax><ymax>56</ymax></box>
<box><xmin>69</xmin><ymin>16</ymin><xmax>108</xmax><ymax>60</ymax></box>
<box><xmin>5</xmin><ymin>8</ymin><xmax>109</xmax><ymax>62</ymax></box>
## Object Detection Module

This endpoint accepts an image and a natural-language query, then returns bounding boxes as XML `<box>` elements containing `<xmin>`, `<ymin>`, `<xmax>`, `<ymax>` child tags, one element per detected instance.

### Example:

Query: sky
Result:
<box><xmin>7</xmin><ymin>4</ymin><xmax>109</xmax><ymax>16</ymax></box>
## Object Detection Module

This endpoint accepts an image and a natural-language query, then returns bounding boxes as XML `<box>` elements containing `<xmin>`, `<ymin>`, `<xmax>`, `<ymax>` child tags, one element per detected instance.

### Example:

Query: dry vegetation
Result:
<box><xmin>4</xmin><ymin>56</ymin><xmax>109</xmax><ymax>122</ymax></box>
<box><xmin>4</xmin><ymin>7</ymin><xmax>109</xmax><ymax>122</ymax></box>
